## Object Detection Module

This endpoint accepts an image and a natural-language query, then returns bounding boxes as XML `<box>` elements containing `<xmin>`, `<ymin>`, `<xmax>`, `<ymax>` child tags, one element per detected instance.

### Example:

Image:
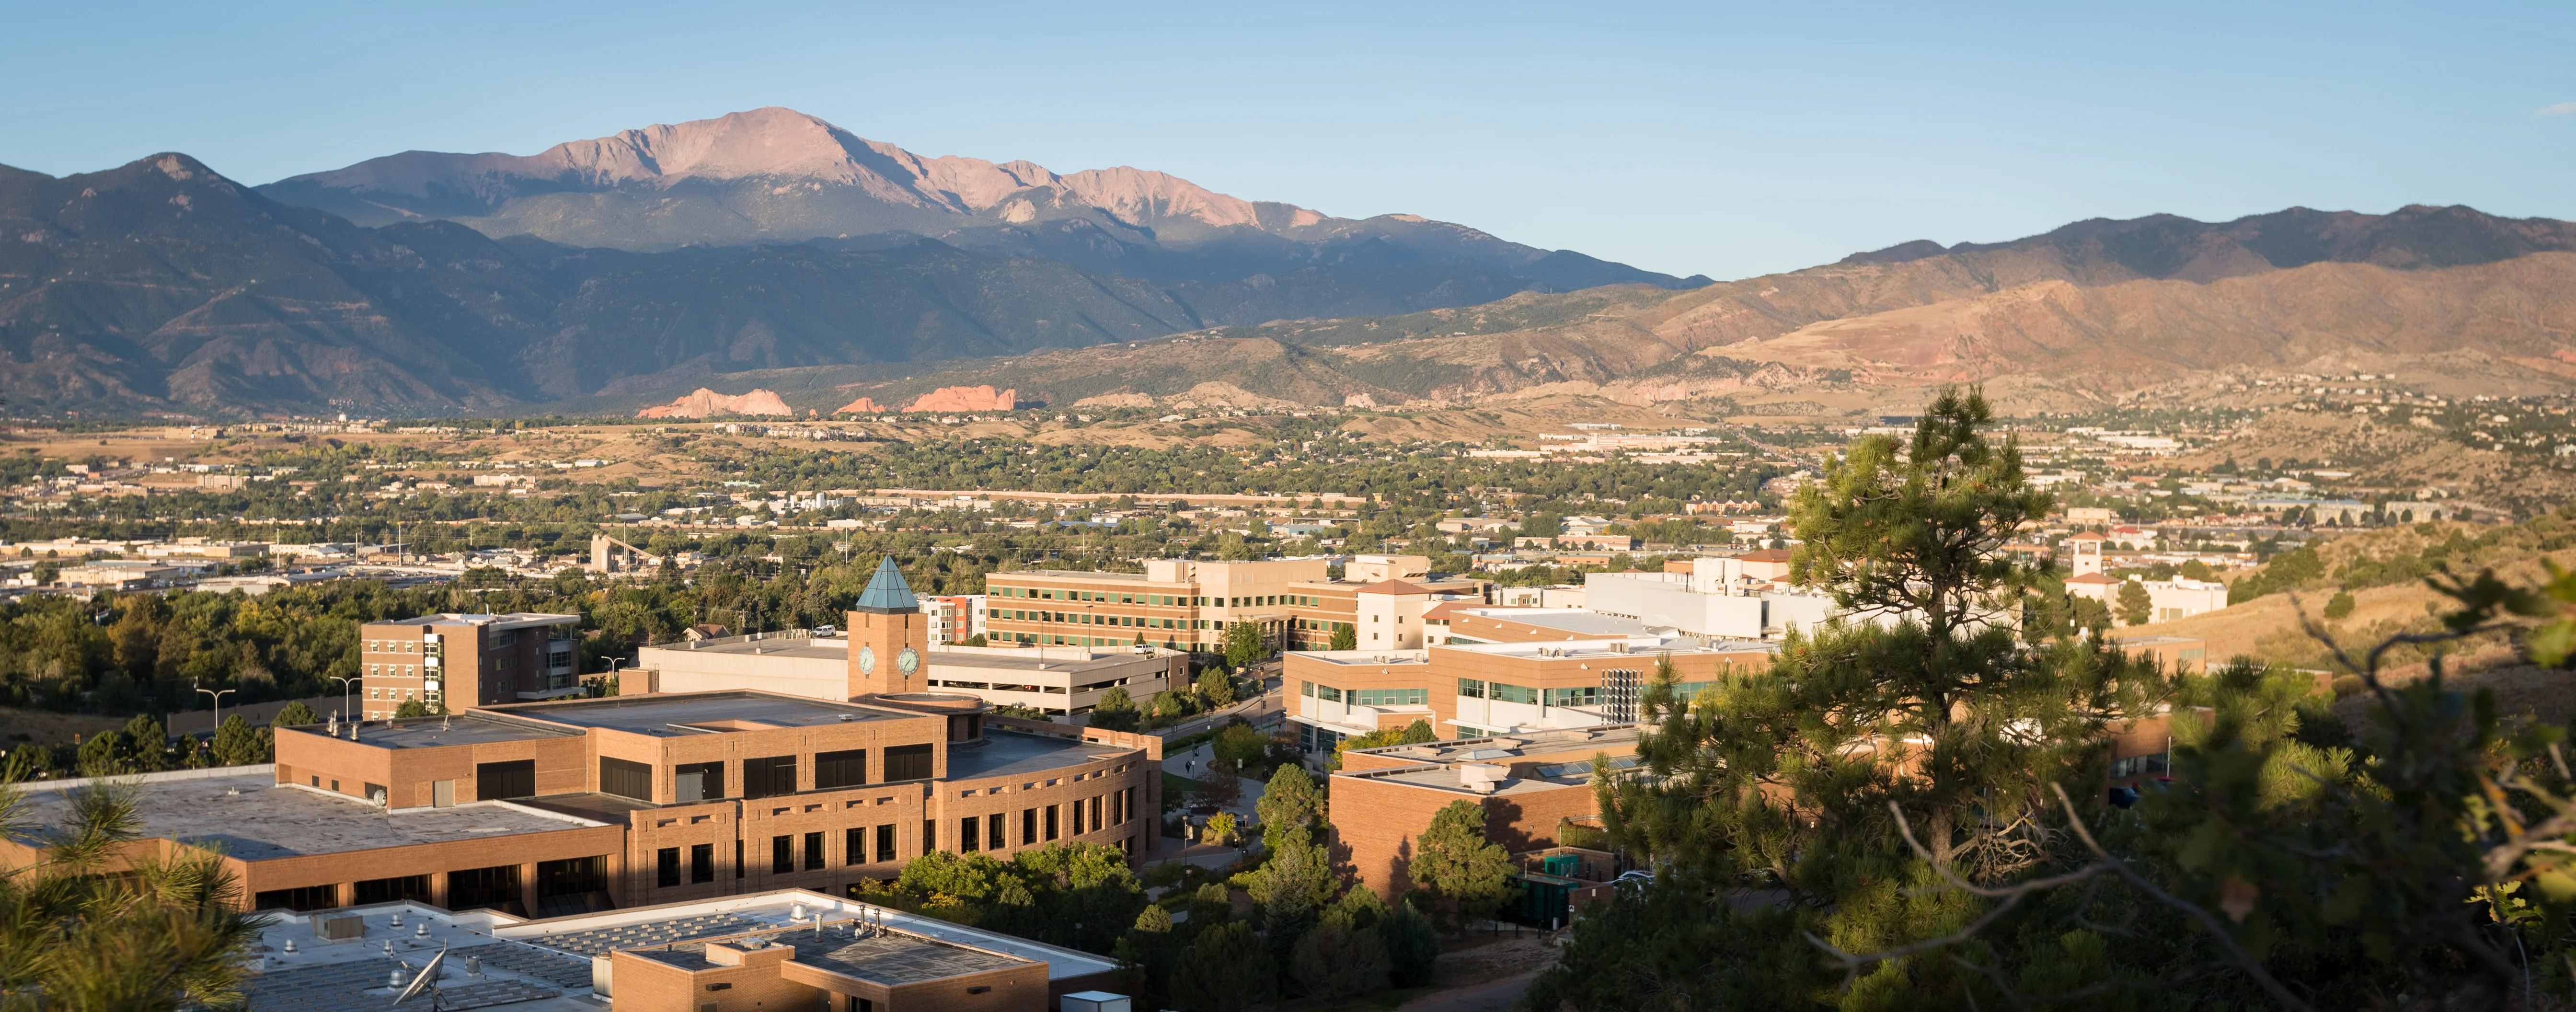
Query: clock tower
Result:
<box><xmin>848</xmin><ymin>556</ymin><xmax>929</xmax><ymax>698</ymax></box>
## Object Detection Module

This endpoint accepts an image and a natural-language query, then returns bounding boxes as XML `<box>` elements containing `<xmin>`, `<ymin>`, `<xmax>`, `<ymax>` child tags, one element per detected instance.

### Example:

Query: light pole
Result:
<box><xmin>195</xmin><ymin>681</ymin><xmax>236</xmax><ymax>754</ymax></box>
<box><xmin>328</xmin><ymin>674</ymin><xmax>359</xmax><ymax>725</ymax></box>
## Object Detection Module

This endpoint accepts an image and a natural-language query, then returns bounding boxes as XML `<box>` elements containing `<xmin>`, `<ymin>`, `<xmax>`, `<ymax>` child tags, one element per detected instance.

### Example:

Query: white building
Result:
<box><xmin>2142</xmin><ymin>578</ymin><xmax>2229</xmax><ymax>623</ymax></box>
<box><xmin>634</xmin><ymin>635</ymin><xmax>1182</xmax><ymax>723</ymax></box>
<box><xmin>1582</xmin><ymin>568</ymin><xmax>1840</xmax><ymax>640</ymax></box>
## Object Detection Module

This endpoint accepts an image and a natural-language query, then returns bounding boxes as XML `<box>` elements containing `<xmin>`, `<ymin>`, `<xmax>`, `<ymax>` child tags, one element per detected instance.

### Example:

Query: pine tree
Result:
<box><xmin>1290</xmin><ymin>920</ymin><xmax>1391</xmax><ymax>999</ymax></box>
<box><xmin>1169</xmin><ymin>920</ymin><xmax>1276</xmax><ymax>1012</ymax></box>
<box><xmin>0</xmin><ymin>778</ymin><xmax>265</xmax><ymax>1009</ymax></box>
<box><xmin>1382</xmin><ymin>898</ymin><xmax>1441</xmax><ymax>986</ymax></box>
<box><xmin>1195</xmin><ymin>667</ymin><xmax>1237</xmax><ymax>707</ymax></box>
<box><xmin>2117</xmin><ymin>577</ymin><xmax>2154</xmax><ymax>625</ymax></box>
<box><xmin>207</xmin><ymin>715</ymin><xmax>269</xmax><ymax>767</ymax></box>
<box><xmin>1328</xmin><ymin>623</ymin><xmax>1357</xmax><ymax>651</ymax></box>
<box><xmin>1112</xmin><ymin>904</ymin><xmax>1181</xmax><ymax>1004</ymax></box>
<box><xmin>1408</xmin><ymin>800</ymin><xmax>1516</xmax><ymax>930</ymax></box>
<box><xmin>1254</xmin><ymin>764</ymin><xmax>1322</xmax><ymax>855</ymax></box>
<box><xmin>270</xmin><ymin>701</ymin><xmax>321</xmax><ymax>727</ymax></box>
<box><xmin>1555</xmin><ymin>389</ymin><xmax>2154</xmax><ymax>1003</ymax></box>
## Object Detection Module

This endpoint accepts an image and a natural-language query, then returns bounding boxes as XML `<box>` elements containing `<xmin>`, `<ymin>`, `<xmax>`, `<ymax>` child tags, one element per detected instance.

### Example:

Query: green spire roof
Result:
<box><xmin>854</xmin><ymin>556</ymin><xmax>920</xmax><ymax>613</ymax></box>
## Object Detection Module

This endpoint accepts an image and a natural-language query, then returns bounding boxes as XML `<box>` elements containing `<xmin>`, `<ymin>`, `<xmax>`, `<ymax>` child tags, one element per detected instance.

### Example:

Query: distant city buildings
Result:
<box><xmin>981</xmin><ymin>555</ymin><xmax>1487</xmax><ymax>654</ymax></box>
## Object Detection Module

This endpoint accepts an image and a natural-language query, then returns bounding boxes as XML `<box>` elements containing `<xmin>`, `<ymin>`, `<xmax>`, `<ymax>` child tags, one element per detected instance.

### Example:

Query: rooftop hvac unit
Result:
<box><xmin>1458</xmin><ymin>762</ymin><xmax>1508</xmax><ymax>794</ymax></box>
<box><xmin>312</xmin><ymin>914</ymin><xmax>364</xmax><ymax>941</ymax></box>
<box><xmin>1061</xmin><ymin>992</ymin><xmax>1132</xmax><ymax>1012</ymax></box>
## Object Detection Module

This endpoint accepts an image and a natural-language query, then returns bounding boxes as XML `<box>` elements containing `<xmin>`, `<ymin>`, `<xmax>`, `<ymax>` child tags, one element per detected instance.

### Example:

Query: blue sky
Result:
<box><xmin>4</xmin><ymin>1</ymin><xmax>2569</xmax><ymax>279</ymax></box>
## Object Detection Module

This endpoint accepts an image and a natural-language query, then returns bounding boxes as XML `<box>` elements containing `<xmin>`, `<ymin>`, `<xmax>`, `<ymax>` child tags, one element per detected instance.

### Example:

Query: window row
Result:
<box><xmin>648</xmin><ymin>789</ymin><xmax>1138</xmax><ymax>888</ymax></box>
<box><xmin>955</xmin><ymin>787</ymin><xmax>1138</xmax><ymax>854</ymax></box>
<box><xmin>990</xmin><ymin>587</ymin><xmax>1322</xmax><ymax>609</ymax></box>
<box><xmin>1301</xmin><ymin>683</ymin><xmax>1428</xmax><ymax>707</ymax></box>
<box><xmin>607</xmin><ymin>745</ymin><xmax>934</xmax><ymax>804</ymax></box>
<box><xmin>1457</xmin><ymin>678</ymin><xmax>1539</xmax><ymax>704</ymax></box>
<box><xmin>999</xmin><ymin>610</ymin><xmax>1256</xmax><ymax>632</ymax></box>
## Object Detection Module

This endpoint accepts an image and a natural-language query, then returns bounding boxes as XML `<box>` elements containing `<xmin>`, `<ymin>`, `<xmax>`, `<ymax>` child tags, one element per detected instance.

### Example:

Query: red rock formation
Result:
<box><xmin>901</xmin><ymin>386</ymin><xmax>1018</xmax><ymax>412</ymax></box>
<box><xmin>635</xmin><ymin>388</ymin><xmax>793</xmax><ymax>418</ymax></box>
<box><xmin>834</xmin><ymin>396</ymin><xmax>887</xmax><ymax>414</ymax></box>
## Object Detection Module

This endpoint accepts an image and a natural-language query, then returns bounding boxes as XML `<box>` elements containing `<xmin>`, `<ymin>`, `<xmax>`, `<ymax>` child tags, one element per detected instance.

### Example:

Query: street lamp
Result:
<box><xmin>195</xmin><ymin>681</ymin><xmax>236</xmax><ymax>754</ymax></box>
<box><xmin>328</xmin><ymin>674</ymin><xmax>359</xmax><ymax>726</ymax></box>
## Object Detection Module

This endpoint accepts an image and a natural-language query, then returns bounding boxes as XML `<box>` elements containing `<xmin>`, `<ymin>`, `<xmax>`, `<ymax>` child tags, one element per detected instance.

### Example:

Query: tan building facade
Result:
<box><xmin>983</xmin><ymin>556</ymin><xmax>1486</xmax><ymax>655</ymax></box>
<box><xmin>1285</xmin><ymin>635</ymin><xmax>1772</xmax><ymax>751</ymax></box>
<box><xmin>357</xmin><ymin>612</ymin><xmax>580</xmax><ymax>719</ymax></box>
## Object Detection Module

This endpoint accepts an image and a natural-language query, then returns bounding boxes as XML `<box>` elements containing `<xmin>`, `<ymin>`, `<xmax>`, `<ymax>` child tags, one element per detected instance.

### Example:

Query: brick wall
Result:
<box><xmin>1330</xmin><ymin>771</ymin><xmax>1603</xmax><ymax>897</ymax></box>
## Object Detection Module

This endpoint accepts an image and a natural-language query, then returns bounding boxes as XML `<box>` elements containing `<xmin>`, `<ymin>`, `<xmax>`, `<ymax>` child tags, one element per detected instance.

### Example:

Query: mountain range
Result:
<box><xmin>0</xmin><ymin>109</ymin><xmax>1701</xmax><ymax>414</ymax></box>
<box><xmin>789</xmin><ymin>204</ymin><xmax>2576</xmax><ymax>415</ymax></box>
<box><xmin>5</xmin><ymin>107</ymin><xmax>2576</xmax><ymax>416</ymax></box>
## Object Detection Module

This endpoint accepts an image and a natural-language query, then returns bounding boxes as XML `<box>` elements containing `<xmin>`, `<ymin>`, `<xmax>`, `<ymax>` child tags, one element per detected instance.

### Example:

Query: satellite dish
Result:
<box><xmin>391</xmin><ymin>942</ymin><xmax>448</xmax><ymax>1006</ymax></box>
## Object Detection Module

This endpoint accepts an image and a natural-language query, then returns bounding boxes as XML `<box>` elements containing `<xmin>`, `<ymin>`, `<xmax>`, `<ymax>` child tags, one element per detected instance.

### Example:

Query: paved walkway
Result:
<box><xmin>1393</xmin><ymin>969</ymin><xmax>1543</xmax><ymax>1012</ymax></box>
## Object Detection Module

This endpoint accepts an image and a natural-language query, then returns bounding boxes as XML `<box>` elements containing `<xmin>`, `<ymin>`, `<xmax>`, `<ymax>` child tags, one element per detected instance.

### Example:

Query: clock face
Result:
<box><xmin>857</xmin><ymin>645</ymin><xmax>877</xmax><ymax>675</ymax></box>
<box><xmin>896</xmin><ymin>647</ymin><xmax>920</xmax><ymax>676</ymax></box>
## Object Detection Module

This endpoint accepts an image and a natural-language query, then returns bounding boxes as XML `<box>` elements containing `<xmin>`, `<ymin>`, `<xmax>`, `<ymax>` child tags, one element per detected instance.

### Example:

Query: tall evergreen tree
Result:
<box><xmin>1254</xmin><ymin>764</ymin><xmax>1322</xmax><ymax>855</ymax></box>
<box><xmin>1169</xmin><ymin>920</ymin><xmax>1276</xmax><ymax>1012</ymax></box>
<box><xmin>1408</xmin><ymin>800</ymin><xmax>1517</xmax><ymax>930</ymax></box>
<box><xmin>2117</xmin><ymin>577</ymin><xmax>2154</xmax><ymax>625</ymax></box>
<box><xmin>1555</xmin><ymin>389</ymin><xmax>2156</xmax><ymax>1004</ymax></box>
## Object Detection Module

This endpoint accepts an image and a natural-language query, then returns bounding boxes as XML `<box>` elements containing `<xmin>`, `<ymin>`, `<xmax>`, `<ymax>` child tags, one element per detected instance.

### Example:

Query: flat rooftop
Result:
<box><xmin>1004</xmin><ymin>569</ymin><xmax>1153</xmax><ymax>582</ymax></box>
<box><xmin>239</xmin><ymin>902</ymin><xmax>598</xmax><ymax>1012</ymax></box>
<box><xmin>303</xmin><ymin>712</ymin><xmax>582</xmax><ymax>749</ymax></box>
<box><xmin>927</xmin><ymin>648</ymin><xmax>1173</xmax><ymax>673</ymax></box>
<box><xmin>500</xmin><ymin>890</ymin><xmax>1118</xmax><ymax>981</ymax></box>
<box><xmin>630</xmin><ymin>925</ymin><xmax>1033</xmax><ymax>983</ymax></box>
<box><xmin>371</xmin><ymin>611</ymin><xmax>581</xmax><ymax>632</ymax></box>
<box><xmin>1449</xmin><ymin>608</ymin><xmax>1648</xmax><ymax>637</ymax></box>
<box><xmin>19</xmin><ymin>770</ymin><xmax>605</xmax><ymax>861</ymax></box>
<box><xmin>1443</xmin><ymin>636</ymin><xmax>1778</xmax><ymax>661</ymax></box>
<box><xmin>647</xmin><ymin>637</ymin><xmax>850</xmax><ymax>661</ymax></box>
<box><xmin>947</xmin><ymin>730</ymin><xmax>1131</xmax><ymax>781</ymax></box>
<box><xmin>494</xmin><ymin>691</ymin><xmax>918</xmax><ymax>736</ymax></box>
<box><xmin>1350</xmin><ymin>724</ymin><xmax>1644</xmax><ymax>766</ymax></box>
<box><xmin>1297</xmin><ymin>648</ymin><xmax>1431</xmax><ymax>667</ymax></box>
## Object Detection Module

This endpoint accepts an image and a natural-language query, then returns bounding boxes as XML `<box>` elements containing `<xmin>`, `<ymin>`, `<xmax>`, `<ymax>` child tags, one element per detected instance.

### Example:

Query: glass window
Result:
<box><xmin>1458</xmin><ymin>678</ymin><xmax>1486</xmax><ymax>699</ymax></box>
<box><xmin>815</xmin><ymin>749</ymin><xmax>867</xmax><ymax>789</ymax></box>
<box><xmin>657</xmin><ymin>847</ymin><xmax>682</xmax><ymax>887</ymax></box>
<box><xmin>600</xmin><ymin>757</ymin><xmax>653</xmax><ymax>801</ymax></box>
<box><xmin>1355</xmin><ymin>688</ymin><xmax>1427</xmax><ymax>706</ymax></box>
<box><xmin>1316</xmin><ymin>685</ymin><xmax>1344</xmax><ymax>703</ymax></box>
<box><xmin>884</xmin><ymin>744</ymin><xmax>934</xmax><ymax>782</ymax></box>
<box><xmin>743</xmin><ymin>756</ymin><xmax>797</xmax><ymax>798</ymax></box>
<box><xmin>1543</xmin><ymin>686</ymin><xmax>1601</xmax><ymax>707</ymax></box>
<box><xmin>1490</xmin><ymin>682</ymin><xmax>1538</xmax><ymax>704</ymax></box>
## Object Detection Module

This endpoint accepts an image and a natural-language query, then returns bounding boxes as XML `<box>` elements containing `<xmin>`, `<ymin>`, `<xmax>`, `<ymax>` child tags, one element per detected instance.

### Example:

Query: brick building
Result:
<box><xmin>216</xmin><ymin>888</ymin><xmax>1119</xmax><ymax>1011</ymax></box>
<box><xmin>5</xmin><ymin>566</ymin><xmax>1166</xmax><ymax>922</ymax></box>
<box><xmin>1330</xmin><ymin>726</ymin><xmax>1642</xmax><ymax>898</ymax></box>
<box><xmin>357</xmin><ymin>612</ymin><xmax>580</xmax><ymax>719</ymax></box>
<box><xmin>981</xmin><ymin>555</ymin><xmax>1487</xmax><ymax>655</ymax></box>
<box><xmin>1284</xmin><ymin>634</ymin><xmax>1772</xmax><ymax>752</ymax></box>
<box><xmin>633</xmin><ymin>559</ymin><xmax>1185</xmax><ymax>723</ymax></box>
